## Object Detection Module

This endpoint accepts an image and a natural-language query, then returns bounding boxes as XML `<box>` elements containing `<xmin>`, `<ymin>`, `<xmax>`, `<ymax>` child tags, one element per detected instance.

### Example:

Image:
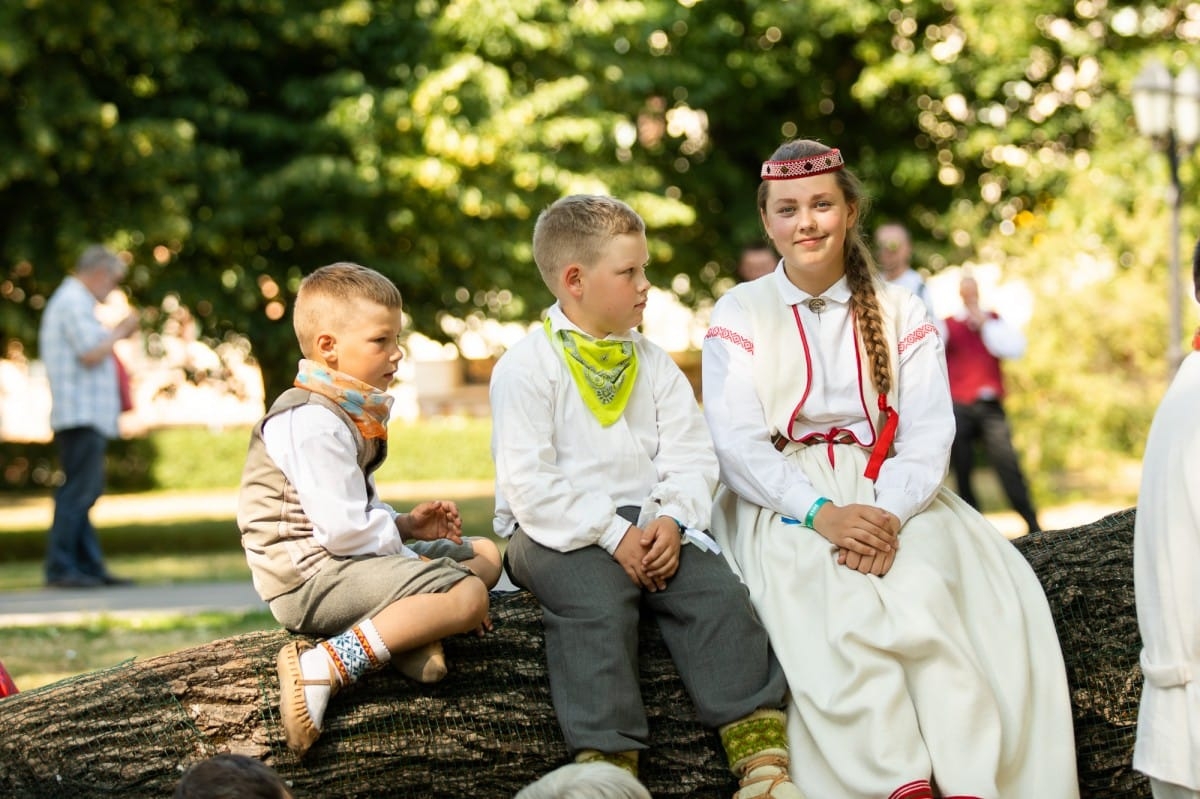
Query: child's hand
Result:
<box><xmin>837</xmin><ymin>546</ymin><xmax>897</xmax><ymax>576</ymax></box>
<box><xmin>402</xmin><ymin>500</ymin><xmax>464</xmax><ymax>543</ymax></box>
<box><xmin>812</xmin><ymin>502</ymin><xmax>898</xmax><ymax>560</ymax></box>
<box><xmin>640</xmin><ymin>517</ymin><xmax>682</xmax><ymax>584</ymax></box>
<box><xmin>614</xmin><ymin>526</ymin><xmax>658</xmax><ymax>591</ymax></box>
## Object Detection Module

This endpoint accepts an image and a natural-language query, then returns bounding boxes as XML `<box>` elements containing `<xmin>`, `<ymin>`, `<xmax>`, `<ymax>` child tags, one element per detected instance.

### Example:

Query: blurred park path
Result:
<box><xmin>0</xmin><ymin>579</ymin><xmax>267</xmax><ymax>627</ymax></box>
<box><xmin>0</xmin><ymin>479</ymin><xmax>496</xmax><ymax>532</ymax></box>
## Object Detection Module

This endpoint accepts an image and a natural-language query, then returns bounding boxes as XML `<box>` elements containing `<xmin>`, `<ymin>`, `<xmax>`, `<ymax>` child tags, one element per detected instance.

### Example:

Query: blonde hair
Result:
<box><xmin>514</xmin><ymin>762</ymin><xmax>650</xmax><ymax>799</ymax></box>
<box><xmin>758</xmin><ymin>139</ymin><xmax>892</xmax><ymax>396</ymax></box>
<box><xmin>292</xmin><ymin>262</ymin><xmax>402</xmax><ymax>357</ymax></box>
<box><xmin>532</xmin><ymin>195</ymin><xmax>646</xmax><ymax>290</ymax></box>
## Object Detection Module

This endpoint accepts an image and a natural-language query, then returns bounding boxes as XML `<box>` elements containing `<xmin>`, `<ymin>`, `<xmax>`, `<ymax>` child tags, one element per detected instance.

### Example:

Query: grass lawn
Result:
<box><xmin>1</xmin><ymin>609</ymin><xmax>278</xmax><ymax>691</ymax></box>
<box><xmin>147</xmin><ymin>417</ymin><xmax>496</xmax><ymax>490</ymax></box>
<box><xmin>0</xmin><ymin>475</ymin><xmax>497</xmax><ymax>691</ymax></box>
<box><xmin>0</xmin><ymin>494</ymin><xmax>498</xmax><ymax>580</ymax></box>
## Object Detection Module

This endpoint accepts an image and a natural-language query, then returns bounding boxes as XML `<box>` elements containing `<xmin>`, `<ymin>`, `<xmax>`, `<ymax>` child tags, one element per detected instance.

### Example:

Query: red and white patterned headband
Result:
<box><xmin>760</xmin><ymin>149</ymin><xmax>845</xmax><ymax>180</ymax></box>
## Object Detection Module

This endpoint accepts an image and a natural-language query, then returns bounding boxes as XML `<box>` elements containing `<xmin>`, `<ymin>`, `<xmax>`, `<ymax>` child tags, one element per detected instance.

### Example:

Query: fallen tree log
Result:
<box><xmin>0</xmin><ymin>509</ymin><xmax>1147</xmax><ymax>799</ymax></box>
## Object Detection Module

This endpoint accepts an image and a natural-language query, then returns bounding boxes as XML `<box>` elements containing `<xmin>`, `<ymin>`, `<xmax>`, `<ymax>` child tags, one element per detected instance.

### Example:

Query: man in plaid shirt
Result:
<box><xmin>38</xmin><ymin>245</ymin><xmax>140</xmax><ymax>588</ymax></box>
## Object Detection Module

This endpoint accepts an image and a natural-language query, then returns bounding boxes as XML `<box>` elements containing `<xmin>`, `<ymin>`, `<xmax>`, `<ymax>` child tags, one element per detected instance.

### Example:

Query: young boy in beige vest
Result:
<box><xmin>491</xmin><ymin>195</ymin><xmax>803</xmax><ymax>798</ymax></box>
<box><xmin>238</xmin><ymin>262</ymin><xmax>501</xmax><ymax>757</ymax></box>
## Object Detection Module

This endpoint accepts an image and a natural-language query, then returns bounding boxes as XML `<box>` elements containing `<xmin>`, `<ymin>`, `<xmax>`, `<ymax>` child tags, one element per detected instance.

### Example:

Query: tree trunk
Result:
<box><xmin>0</xmin><ymin>509</ymin><xmax>1147</xmax><ymax>799</ymax></box>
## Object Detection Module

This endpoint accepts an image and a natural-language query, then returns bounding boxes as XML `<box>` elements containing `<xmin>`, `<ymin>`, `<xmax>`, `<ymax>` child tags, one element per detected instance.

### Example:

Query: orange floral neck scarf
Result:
<box><xmin>294</xmin><ymin>359</ymin><xmax>392</xmax><ymax>440</ymax></box>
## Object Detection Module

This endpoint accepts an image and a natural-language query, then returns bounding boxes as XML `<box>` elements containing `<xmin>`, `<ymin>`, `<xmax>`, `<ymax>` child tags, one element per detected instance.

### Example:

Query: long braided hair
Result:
<box><xmin>757</xmin><ymin>139</ymin><xmax>893</xmax><ymax>397</ymax></box>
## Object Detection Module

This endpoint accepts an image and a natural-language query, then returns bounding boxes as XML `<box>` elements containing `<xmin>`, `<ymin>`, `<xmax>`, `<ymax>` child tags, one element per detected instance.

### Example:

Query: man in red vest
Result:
<box><xmin>0</xmin><ymin>658</ymin><xmax>17</xmax><ymax>697</ymax></box>
<box><xmin>943</xmin><ymin>276</ymin><xmax>1042</xmax><ymax>535</ymax></box>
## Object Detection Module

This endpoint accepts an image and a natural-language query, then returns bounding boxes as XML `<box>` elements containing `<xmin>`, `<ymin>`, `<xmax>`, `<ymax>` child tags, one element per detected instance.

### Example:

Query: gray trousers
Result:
<box><xmin>505</xmin><ymin>512</ymin><xmax>787</xmax><ymax>754</ymax></box>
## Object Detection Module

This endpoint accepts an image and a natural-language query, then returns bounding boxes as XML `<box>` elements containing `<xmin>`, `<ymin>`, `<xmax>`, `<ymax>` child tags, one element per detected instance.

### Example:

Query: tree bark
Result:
<box><xmin>0</xmin><ymin>509</ymin><xmax>1147</xmax><ymax>799</ymax></box>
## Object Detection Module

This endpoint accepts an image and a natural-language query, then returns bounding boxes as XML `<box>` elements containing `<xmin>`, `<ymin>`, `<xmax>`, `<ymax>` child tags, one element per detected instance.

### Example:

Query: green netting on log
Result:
<box><xmin>0</xmin><ymin>509</ymin><xmax>1149</xmax><ymax>798</ymax></box>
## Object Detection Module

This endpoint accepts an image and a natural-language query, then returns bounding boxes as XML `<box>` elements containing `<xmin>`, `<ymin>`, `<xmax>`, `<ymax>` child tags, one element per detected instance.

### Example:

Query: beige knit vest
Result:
<box><xmin>237</xmin><ymin>388</ymin><xmax>387</xmax><ymax>601</ymax></box>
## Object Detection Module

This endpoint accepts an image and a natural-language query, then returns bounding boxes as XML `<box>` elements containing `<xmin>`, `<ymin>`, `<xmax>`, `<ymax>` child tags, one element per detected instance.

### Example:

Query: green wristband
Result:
<box><xmin>803</xmin><ymin>497</ymin><xmax>830</xmax><ymax>529</ymax></box>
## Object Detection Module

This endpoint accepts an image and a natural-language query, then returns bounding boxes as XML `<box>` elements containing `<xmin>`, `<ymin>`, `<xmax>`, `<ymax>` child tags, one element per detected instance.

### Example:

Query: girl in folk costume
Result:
<box><xmin>701</xmin><ymin>138</ymin><xmax>1079</xmax><ymax>799</ymax></box>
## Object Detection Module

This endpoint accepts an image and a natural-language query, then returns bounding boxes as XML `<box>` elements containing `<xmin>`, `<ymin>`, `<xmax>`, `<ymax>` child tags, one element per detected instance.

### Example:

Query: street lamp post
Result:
<box><xmin>1132</xmin><ymin>59</ymin><xmax>1200</xmax><ymax>376</ymax></box>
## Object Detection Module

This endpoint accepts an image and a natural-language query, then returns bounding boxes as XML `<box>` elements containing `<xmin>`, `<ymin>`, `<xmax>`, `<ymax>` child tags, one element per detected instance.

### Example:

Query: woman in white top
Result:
<box><xmin>701</xmin><ymin>138</ymin><xmax>1079</xmax><ymax>799</ymax></box>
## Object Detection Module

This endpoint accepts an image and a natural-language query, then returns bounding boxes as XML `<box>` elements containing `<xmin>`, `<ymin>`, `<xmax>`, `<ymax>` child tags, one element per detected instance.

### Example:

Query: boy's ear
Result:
<box><xmin>561</xmin><ymin>263</ymin><xmax>585</xmax><ymax>299</ymax></box>
<box><xmin>315</xmin><ymin>332</ymin><xmax>337</xmax><ymax>364</ymax></box>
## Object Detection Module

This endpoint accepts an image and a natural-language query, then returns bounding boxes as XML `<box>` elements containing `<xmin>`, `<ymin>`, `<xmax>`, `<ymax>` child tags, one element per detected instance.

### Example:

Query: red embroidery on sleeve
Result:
<box><xmin>897</xmin><ymin>322</ymin><xmax>938</xmax><ymax>356</ymax></box>
<box><xmin>705</xmin><ymin>326</ymin><xmax>754</xmax><ymax>354</ymax></box>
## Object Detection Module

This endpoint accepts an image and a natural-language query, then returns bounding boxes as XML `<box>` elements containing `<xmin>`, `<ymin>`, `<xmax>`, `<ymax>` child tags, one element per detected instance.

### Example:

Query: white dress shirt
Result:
<box><xmin>491</xmin><ymin>304</ymin><xmax>718</xmax><ymax>554</ymax></box>
<box><xmin>702</xmin><ymin>273</ymin><xmax>951</xmax><ymax>525</ymax></box>
<box><xmin>945</xmin><ymin>308</ymin><xmax>1027</xmax><ymax>360</ymax></box>
<box><xmin>262</xmin><ymin>404</ymin><xmax>417</xmax><ymax>559</ymax></box>
<box><xmin>886</xmin><ymin>267</ymin><xmax>938</xmax><ymax>322</ymax></box>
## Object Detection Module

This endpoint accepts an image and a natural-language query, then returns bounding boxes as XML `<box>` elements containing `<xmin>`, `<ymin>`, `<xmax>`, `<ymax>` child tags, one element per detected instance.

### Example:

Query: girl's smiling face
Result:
<box><xmin>760</xmin><ymin>173</ymin><xmax>857</xmax><ymax>291</ymax></box>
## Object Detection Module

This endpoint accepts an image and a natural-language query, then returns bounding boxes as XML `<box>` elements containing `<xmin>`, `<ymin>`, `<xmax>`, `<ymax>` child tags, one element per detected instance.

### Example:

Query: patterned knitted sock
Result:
<box><xmin>719</xmin><ymin>708</ymin><xmax>789</xmax><ymax>775</ymax></box>
<box><xmin>299</xmin><ymin>620</ymin><xmax>392</xmax><ymax>729</ymax></box>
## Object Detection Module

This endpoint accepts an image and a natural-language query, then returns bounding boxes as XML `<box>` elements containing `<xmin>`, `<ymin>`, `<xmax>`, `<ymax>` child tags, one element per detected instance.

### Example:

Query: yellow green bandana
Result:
<box><xmin>544</xmin><ymin>317</ymin><xmax>638</xmax><ymax>426</ymax></box>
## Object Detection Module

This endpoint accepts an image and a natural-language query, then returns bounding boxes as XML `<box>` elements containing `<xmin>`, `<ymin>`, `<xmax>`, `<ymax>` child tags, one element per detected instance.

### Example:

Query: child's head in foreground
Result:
<box><xmin>173</xmin><ymin>753</ymin><xmax>293</xmax><ymax>799</ymax></box>
<box><xmin>292</xmin><ymin>261</ymin><xmax>405</xmax><ymax>390</ymax></box>
<box><xmin>532</xmin><ymin>194</ymin><xmax>651</xmax><ymax>339</ymax></box>
<box><xmin>513</xmin><ymin>761</ymin><xmax>652</xmax><ymax>799</ymax></box>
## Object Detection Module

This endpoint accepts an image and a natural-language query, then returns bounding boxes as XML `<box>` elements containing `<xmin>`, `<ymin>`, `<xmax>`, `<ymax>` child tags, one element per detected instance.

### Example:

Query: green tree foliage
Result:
<box><xmin>2</xmin><ymin>0</ymin><xmax>1197</xmax><ymax>496</ymax></box>
<box><xmin>1</xmin><ymin>0</ymin><xmax>699</xmax><ymax>396</ymax></box>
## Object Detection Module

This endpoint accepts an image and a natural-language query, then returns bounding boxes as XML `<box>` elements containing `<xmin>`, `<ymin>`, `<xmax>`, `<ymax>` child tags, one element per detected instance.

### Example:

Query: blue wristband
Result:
<box><xmin>803</xmin><ymin>497</ymin><xmax>830</xmax><ymax>529</ymax></box>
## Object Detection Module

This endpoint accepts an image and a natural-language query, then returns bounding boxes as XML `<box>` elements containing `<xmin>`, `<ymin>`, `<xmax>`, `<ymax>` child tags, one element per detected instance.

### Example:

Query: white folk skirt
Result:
<box><xmin>711</xmin><ymin>444</ymin><xmax>1080</xmax><ymax>799</ymax></box>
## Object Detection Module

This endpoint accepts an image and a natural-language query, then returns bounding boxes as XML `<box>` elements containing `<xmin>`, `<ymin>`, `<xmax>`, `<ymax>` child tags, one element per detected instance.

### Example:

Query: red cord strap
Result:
<box><xmin>864</xmin><ymin>394</ymin><xmax>898</xmax><ymax>480</ymax></box>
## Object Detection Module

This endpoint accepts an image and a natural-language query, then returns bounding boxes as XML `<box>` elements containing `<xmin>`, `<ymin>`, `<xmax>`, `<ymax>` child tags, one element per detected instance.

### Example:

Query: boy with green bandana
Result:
<box><xmin>490</xmin><ymin>195</ymin><xmax>802</xmax><ymax>798</ymax></box>
<box><xmin>238</xmin><ymin>262</ymin><xmax>502</xmax><ymax>758</ymax></box>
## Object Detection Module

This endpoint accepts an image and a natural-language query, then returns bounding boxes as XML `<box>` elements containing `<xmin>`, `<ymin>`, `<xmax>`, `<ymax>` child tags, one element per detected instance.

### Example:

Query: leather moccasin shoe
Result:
<box><xmin>276</xmin><ymin>641</ymin><xmax>337</xmax><ymax>758</ymax></box>
<box><xmin>734</xmin><ymin>755</ymin><xmax>807</xmax><ymax>799</ymax></box>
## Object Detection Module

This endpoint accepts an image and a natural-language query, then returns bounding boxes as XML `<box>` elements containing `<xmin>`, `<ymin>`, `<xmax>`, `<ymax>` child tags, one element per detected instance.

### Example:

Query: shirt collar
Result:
<box><xmin>546</xmin><ymin>303</ymin><xmax>638</xmax><ymax>343</ymax></box>
<box><xmin>65</xmin><ymin>275</ymin><xmax>98</xmax><ymax>305</ymax></box>
<box><xmin>773</xmin><ymin>272</ymin><xmax>852</xmax><ymax>307</ymax></box>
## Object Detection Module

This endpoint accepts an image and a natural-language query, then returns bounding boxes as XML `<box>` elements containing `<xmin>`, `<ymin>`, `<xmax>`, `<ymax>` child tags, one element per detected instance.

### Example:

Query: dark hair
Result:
<box><xmin>1193</xmin><ymin>234</ymin><xmax>1200</xmax><ymax>302</ymax></box>
<box><xmin>757</xmin><ymin>139</ymin><xmax>892</xmax><ymax>396</ymax></box>
<box><xmin>173</xmin><ymin>754</ymin><xmax>291</xmax><ymax>799</ymax></box>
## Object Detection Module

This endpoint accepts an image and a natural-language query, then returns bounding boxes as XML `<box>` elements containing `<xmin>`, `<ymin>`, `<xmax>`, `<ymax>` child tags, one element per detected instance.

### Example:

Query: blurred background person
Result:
<box><xmin>873</xmin><ymin>222</ymin><xmax>938</xmax><ymax>321</ymax></box>
<box><xmin>38</xmin><ymin>245</ymin><xmax>140</xmax><ymax>588</ymax></box>
<box><xmin>0</xmin><ymin>658</ymin><xmax>17</xmax><ymax>697</ymax></box>
<box><xmin>736</xmin><ymin>241</ymin><xmax>778</xmax><ymax>282</ymax></box>
<box><xmin>942</xmin><ymin>274</ymin><xmax>1041</xmax><ymax>535</ymax></box>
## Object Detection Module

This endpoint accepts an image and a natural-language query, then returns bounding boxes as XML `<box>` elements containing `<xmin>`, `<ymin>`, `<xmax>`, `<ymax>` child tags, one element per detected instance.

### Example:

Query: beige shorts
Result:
<box><xmin>269</xmin><ymin>538</ymin><xmax>478</xmax><ymax>636</ymax></box>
